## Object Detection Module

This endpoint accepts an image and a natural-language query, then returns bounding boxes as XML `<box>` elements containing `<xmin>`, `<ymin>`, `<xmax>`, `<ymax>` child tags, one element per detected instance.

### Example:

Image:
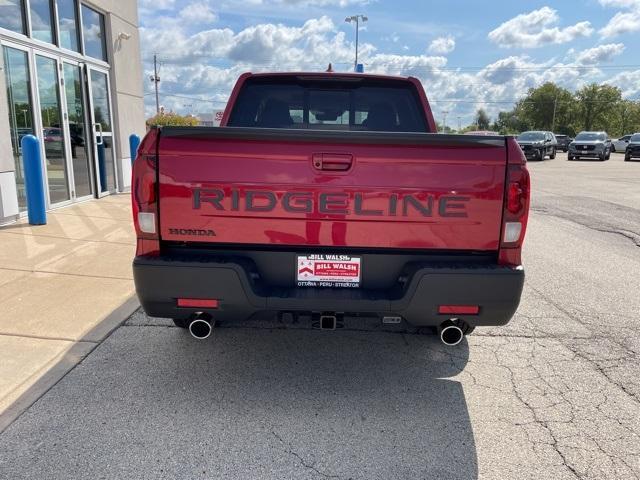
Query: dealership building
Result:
<box><xmin>0</xmin><ymin>0</ymin><xmax>145</xmax><ymax>224</ymax></box>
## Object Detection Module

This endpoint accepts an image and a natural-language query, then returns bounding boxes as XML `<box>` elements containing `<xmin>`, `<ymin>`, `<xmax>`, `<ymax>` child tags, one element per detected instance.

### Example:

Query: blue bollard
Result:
<box><xmin>20</xmin><ymin>135</ymin><xmax>47</xmax><ymax>225</ymax></box>
<box><xmin>129</xmin><ymin>134</ymin><xmax>141</xmax><ymax>165</ymax></box>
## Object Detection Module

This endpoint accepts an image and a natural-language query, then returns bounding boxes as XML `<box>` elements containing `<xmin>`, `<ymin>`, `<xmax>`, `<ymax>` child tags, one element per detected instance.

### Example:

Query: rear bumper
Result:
<box><xmin>133</xmin><ymin>254</ymin><xmax>525</xmax><ymax>327</ymax></box>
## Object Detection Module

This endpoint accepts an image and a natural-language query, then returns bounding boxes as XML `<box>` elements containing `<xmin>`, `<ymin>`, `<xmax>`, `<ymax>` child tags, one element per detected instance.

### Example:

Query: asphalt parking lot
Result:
<box><xmin>1</xmin><ymin>152</ymin><xmax>639</xmax><ymax>479</ymax></box>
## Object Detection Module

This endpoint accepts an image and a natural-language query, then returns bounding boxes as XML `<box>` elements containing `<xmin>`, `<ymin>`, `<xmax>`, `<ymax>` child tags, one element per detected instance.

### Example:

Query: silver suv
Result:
<box><xmin>568</xmin><ymin>132</ymin><xmax>611</xmax><ymax>161</ymax></box>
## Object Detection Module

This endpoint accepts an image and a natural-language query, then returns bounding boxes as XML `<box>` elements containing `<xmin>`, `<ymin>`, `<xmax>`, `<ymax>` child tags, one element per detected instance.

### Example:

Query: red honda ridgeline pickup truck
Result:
<box><xmin>132</xmin><ymin>72</ymin><xmax>530</xmax><ymax>346</ymax></box>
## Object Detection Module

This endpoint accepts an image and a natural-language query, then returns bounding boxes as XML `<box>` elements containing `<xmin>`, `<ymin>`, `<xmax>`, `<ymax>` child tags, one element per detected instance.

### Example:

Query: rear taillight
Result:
<box><xmin>132</xmin><ymin>153</ymin><xmax>159</xmax><ymax>256</ymax></box>
<box><xmin>499</xmin><ymin>142</ymin><xmax>530</xmax><ymax>266</ymax></box>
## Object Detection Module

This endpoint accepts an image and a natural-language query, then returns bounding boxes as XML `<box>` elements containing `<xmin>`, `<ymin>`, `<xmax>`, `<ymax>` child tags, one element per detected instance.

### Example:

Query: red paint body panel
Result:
<box><xmin>133</xmin><ymin>72</ymin><xmax>529</xmax><ymax>260</ymax></box>
<box><xmin>157</xmin><ymin>136</ymin><xmax>507</xmax><ymax>250</ymax></box>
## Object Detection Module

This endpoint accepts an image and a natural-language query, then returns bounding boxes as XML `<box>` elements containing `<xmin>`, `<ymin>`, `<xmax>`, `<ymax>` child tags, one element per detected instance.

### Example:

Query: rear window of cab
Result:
<box><xmin>228</xmin><ymin>76</ymin><xmax>429</xmax><ymax>133</ymax></box>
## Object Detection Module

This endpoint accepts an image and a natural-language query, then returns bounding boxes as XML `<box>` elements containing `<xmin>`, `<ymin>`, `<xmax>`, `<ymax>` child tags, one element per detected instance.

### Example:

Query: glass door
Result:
<box><xmin>86</xmin><ymin>66</ymin><xmax>117</xmax><ymax>196</ymax></box>
<box><xmin>2</xmin><ymin>43</ymin><xmax>35</xmax><ymax>213</ymax></box>
<box><xmin>61</xmin><ymin>61</ymin><xmax>93</xmax><ymax>199</ymax></box>
<box><xmin>34</xmin><ymin>53</ymin><xmax>71</xmax><ymax>206</ymax></box>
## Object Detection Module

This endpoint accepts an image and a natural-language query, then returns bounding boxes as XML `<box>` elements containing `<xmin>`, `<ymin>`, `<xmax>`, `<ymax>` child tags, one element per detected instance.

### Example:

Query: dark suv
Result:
<box><xmin>625</xmin><ymin>133</ymin><xmax>640</xmax><ymax>161</ymax></box>
<box><xmin>517</xmin><ymin>131</ymin><xmax>557</xmax><ymax>160</ymax></box>
<box><xmin>554</xmin><ymin>134</ymin><xmax>573</xmax><ymax>152</ymax></box>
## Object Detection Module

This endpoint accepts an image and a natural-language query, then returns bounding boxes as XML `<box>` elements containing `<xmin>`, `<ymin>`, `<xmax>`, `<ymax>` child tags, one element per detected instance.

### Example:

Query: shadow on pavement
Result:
<box><xmin>0</xmin><ymin>323</ymin><xmax>477</xmax><ymax>479</ymax></box>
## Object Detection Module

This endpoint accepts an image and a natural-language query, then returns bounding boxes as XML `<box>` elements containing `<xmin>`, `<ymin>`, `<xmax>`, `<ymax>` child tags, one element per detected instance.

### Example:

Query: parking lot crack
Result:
<box><xmin>495</xmin><ymin>350</ymin><xmax>583</xmax><ymax>479</ymax></box>
<box><xmin>271</xmin><ymin>431</ymin><xmax>342</xmax><ymax>479</ymax></box>
<box><xmin>527</xmin><ymin>285</ymin><xmax>640</xmax><ymax>404</ymax></box>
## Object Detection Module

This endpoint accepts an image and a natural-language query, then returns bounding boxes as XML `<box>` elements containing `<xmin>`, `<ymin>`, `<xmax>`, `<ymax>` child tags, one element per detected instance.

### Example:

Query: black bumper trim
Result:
<box><xmin>133</xmin><ymin>255</ymin><xmax>525</xmax><ymax>327</ymax></box>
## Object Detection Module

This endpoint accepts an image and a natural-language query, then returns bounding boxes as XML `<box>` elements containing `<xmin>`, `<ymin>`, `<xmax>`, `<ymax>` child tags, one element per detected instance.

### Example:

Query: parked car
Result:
<box><xmin>43</xmin><ymin>127</ymin><xmax>63</xmax><ymax>158</ymax></box>
<box><xmin>517</xmin><ymin>131</ymin><xmax>557</xmax><ymax>160</ymax></box>
<box><xmin>612</xmin><ymin>134</ymin><xmax>632</xmax><ymax>152</ymax></box>
<box><xmin>132</xmin><ymin>71</ymin><xmax>530</xmax><ymax>347</ymax></box>
<box><xmin>625</xmin><ymin>133</ymin><xmax>640</xmax><ymax>161</ymax></box>
<box><xmin>568</xmin><ymin>131</ymin><xmax>611</xmax><ymax>161</ymax></box>
<box><xmin>554</xmin><ymin>134</ymin><xmax>573</xmax><ymax>152</ymax></box>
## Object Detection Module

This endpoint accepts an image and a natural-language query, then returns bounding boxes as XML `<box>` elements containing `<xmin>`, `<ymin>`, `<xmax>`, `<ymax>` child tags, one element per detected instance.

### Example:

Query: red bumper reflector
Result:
<box><xmin>177</xmin><ymin>298</ymin><xmax>219</xmax><ymax>308</ymax></box>
<box><xmin>438</xmin><ymin>305</ymin><xmax>479</xmax><ymax>315</ymax></box>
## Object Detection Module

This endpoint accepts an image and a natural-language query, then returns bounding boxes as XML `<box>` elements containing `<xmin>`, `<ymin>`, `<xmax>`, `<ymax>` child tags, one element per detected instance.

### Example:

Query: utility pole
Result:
<box><xmin>345</xmin><ymin>15</ymin><xmax>368</xmax><ymax>70</ymax></box>
<box><xmin>457</xmin><ymin>116</ymin><xmax>462</xmax><ymax>132</ymax></box>
<box><xmin>441</xmin><ymin>110</ymin><xmax>449</xmax><ymax>133</ymax></box>
<box><xmin>150</xmin><ymin>54</ymin><xmax>161</xmax><ymax>114</ymax></box>
<box><xmin>551</xmin><ymin>95</ymin><xmax>558</xmax><ymax>132</ymax></box>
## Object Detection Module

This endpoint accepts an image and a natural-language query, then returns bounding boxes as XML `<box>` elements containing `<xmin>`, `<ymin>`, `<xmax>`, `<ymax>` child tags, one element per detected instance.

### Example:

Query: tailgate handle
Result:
<box><xmin>312</xmin><ymin>153</ymin><xmax>353</xmax><ymax>171</ymax></box>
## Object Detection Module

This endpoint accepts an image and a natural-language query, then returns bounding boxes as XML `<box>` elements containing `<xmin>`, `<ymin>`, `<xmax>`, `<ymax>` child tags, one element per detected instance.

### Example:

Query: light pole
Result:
<box><xmin>150</xmin><ymin>53</ymin><xmax>161</xmax><ymax>114</ymax></box>
<box><xmin>345</xmin><ymin>15</ymin><xmax>368</xmax><ymax>70</ymax></box>
<box><xmin>441</xmin><ymin>110</ymin><xmax>449</xmax><ymax>133</ymax></box>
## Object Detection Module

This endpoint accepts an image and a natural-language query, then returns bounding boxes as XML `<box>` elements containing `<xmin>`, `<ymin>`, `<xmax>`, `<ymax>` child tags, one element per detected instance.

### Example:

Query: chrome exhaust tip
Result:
<box><xmin>438</xmin><ymin>320</ymin><xmax>464</xmax><ymax>346</ymax></box>
<box><xmin>188</xmin><ymin>316</ymin><xmax>212</xmax><ymax>340</ymax></box>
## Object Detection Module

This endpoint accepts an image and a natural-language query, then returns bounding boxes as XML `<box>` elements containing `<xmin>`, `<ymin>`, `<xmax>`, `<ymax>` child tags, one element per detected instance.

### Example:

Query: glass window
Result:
<box><xmin>2</xmin><ymin>46</ymin><xmax>34</xmax><ymax>212</ymax></box>
<box><xmin>90</xmin><ymin>69</ymin><xmax>112</xmax><ymax>132</ymax></box>
<box><xmin>228</xmin><ymin>78</ymin><xmax>428</xmax><ymax>132</ymax></box>
<box><xmin>0</xmin><ymin>0</ymin><xmax>26</xmax><ymax>34</ymax></box>
<box><xmin>29</xmin><ymin>0</ymin><xmax>54</xmax><ymax>43</ymax></box>
<box><xmin>36</xmin><ymin>55</ymin><xmax>70</xmax><ymax>204</ymax></box>
<box><xmin>57</xmin><ymin>0</ymin><xmax>80</xmax><ymax>52</ymax></box>
<box><xmin>63</xmin><ymin>63</ymin><xmax>92</xmax><ymax>197</ymax></box>
<box><xmin>309</xmin><ymin>90</ymin><xmax>349</xmax><ymax>126</ymax></box>
<box><xmin>81</xmin><ymin>5</ymin><xmax>106</xmax><ymax>61</ymax></box>
<box><xmin>517</xmin><ymin>132</ymin><xmax>545</xmax><ymax>141</ymax></box>
<box><xmin>90</xmin><ymin>69</ymin><xmax>116</xmax><ymax>192</ymax></box>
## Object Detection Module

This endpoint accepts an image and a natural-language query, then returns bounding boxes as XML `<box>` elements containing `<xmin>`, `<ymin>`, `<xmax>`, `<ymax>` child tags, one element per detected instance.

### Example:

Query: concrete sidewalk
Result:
<box><xmin>0</xmin><ymin>194</ymin><xmax>138</xmax><ymax>429</ymax></box>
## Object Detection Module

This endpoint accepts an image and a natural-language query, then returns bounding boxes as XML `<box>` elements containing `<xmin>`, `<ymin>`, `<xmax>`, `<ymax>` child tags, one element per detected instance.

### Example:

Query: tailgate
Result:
<box><xmin>157</xmin><ymin>128</ymin><xmax>507</xmax><ymax>251</ymax></box>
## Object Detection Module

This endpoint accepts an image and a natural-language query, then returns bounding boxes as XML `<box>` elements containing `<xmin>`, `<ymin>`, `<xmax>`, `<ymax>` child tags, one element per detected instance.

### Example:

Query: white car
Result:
<box><xmin>612</xmin><ymin>135</ymin><xmax>632</xmax><ymax>152</ymax></box>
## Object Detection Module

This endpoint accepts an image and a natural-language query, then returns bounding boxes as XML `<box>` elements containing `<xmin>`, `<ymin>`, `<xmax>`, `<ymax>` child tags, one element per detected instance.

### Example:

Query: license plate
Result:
<box><xmin>297</xmin><ymin>254</ymin><xmax>361</xmax><ymax>288</ymax></box>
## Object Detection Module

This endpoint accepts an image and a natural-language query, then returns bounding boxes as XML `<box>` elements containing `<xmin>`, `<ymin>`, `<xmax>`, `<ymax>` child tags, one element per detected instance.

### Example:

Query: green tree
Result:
<box><xmin>518</xmin><ymin>82</ymin><xmax>575</xmax><ymax>133</ymax></box>
<box><xmin>146</xmin><ymin>112</ymin><xmax>199</xmax><ymax>127</ymax></box>
<box><xmin>476</xmin><ymin>108</ymin><xmax>490</xmax><ymax>130</ymax></box>
<box><xmin>492</xmin><ymin>109</ymin><xmax>528</xmax><ymax>134</ymax></box>
<box><xmin>610</xmin><ymin>100</ymin><xmax>640</xmax><ymax>137</ymax></box>
<box><xmin>574</xmin><ymin>83</ymin><xmax>622</xmax><ymax>132</ymax></box>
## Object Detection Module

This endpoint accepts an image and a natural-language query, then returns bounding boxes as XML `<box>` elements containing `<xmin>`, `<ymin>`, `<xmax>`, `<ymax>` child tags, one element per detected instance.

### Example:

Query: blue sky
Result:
<box><xmin>137</xmin><ymin>0</ymin><xmax>640</xmax><ymax>125</ymax></box>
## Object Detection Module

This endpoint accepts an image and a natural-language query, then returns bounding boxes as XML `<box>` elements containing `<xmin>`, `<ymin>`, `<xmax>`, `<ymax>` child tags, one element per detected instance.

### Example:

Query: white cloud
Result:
<box><xmin>599</xmin><ymin>0</ymin><xmax>640</xmax><ymax>37</ymax></box>
<box><xmin>140</xmin><ymin>15</ymin><xmax>639</xmax><ymax>123</ymax></box>
<box><xmin>575</xmin><ymin>43</ymin><xmax>625</xmax><ymax>64</ymax></box>
<box><xmin>428</xmin><ymin>36</ymin><xmax>455</xmax><ymax>54</ymax></box>
<box><xmin>604</xmin><ymin>70</ymin><xmax>640</xmax><ymax>97</ymax></box>
<box><xmin>598</xmin><ymin>0</ymin><xmax>640</xmax><ymax>8</ymax></box>
<box><xmin>139</xmin><ymin>0</ymin><xmax>175</xmax><ymax>9</ymax></box>
<box><xmin>247</xmin><ymin>0</ymin><xmax>367</xmax><ymax>5</ymax></box>
<box><xmin>600</xmin><ymin>11</ymin><xmax>640</xmax><ymax>37</ymax></box>
<box><xmin>488</xmin><ymin>7</ymin><xmax>593</xmax><ymax>48</ymax></box>
<box><xmin>179</xmin><ymin>2</ymin><xmax>217</xmax><ymax>23</ymax></box>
